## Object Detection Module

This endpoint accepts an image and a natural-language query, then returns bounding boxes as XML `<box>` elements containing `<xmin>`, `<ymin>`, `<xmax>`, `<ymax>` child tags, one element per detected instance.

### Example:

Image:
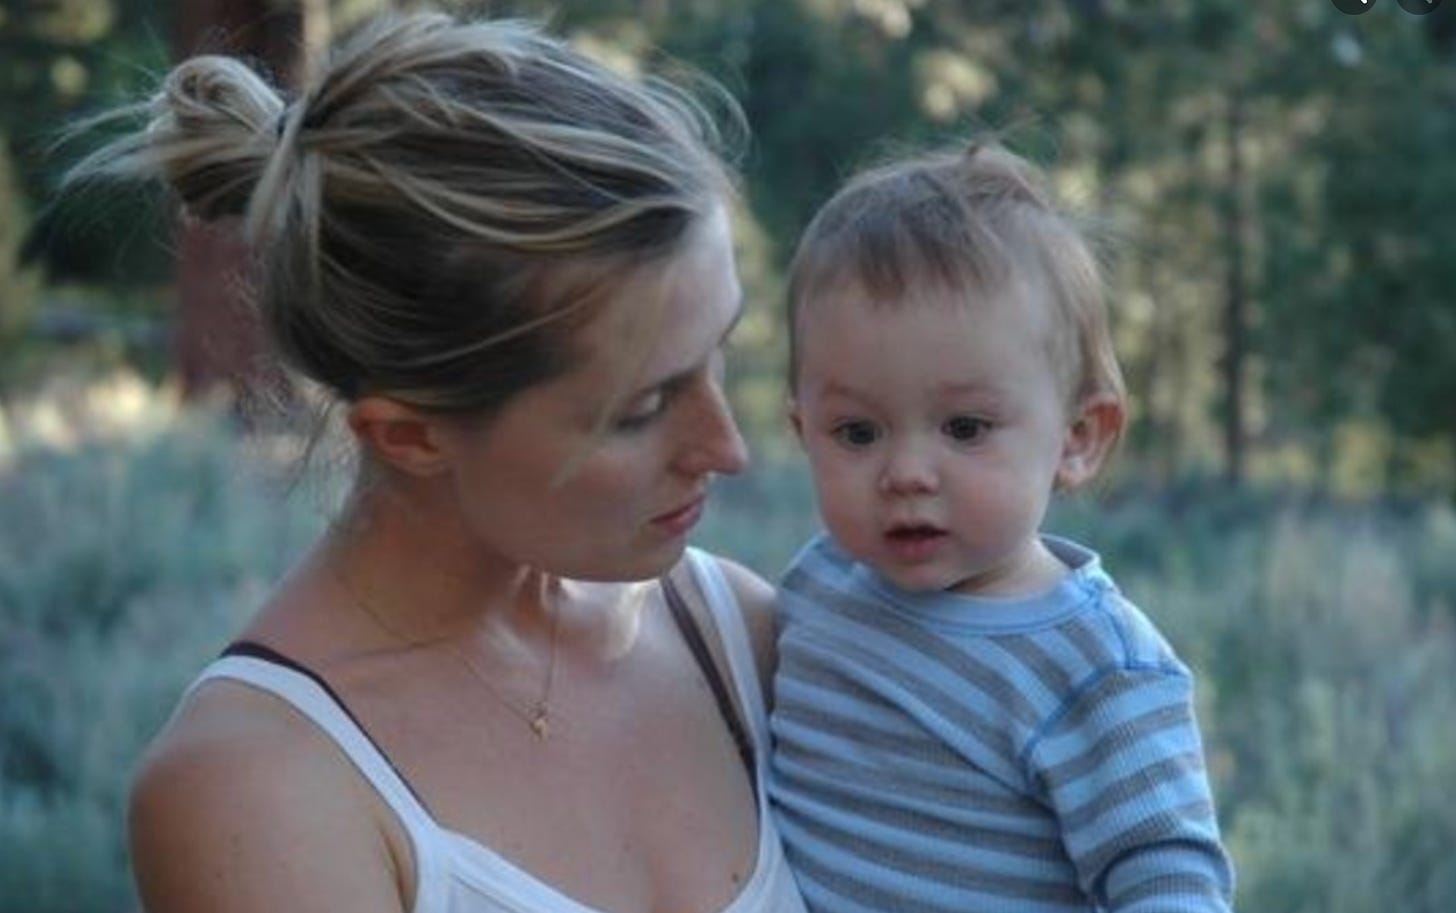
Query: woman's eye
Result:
<box><xmin>831</xmin><ymin>420</ymin><xmax>880</xmax><ymax>448</ymax></box>
<box><xmin>613</xmin><ymin>391</ymin><xmax>667</xmax><ymax>432</ymax></box>
<box><xmin>943</xmin><ymin>415</ymin><xmax>991</xmax><ymax>442</ymax></box>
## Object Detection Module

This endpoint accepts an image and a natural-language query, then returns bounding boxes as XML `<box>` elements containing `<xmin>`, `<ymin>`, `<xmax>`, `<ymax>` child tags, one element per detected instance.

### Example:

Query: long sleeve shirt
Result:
<box><xmin>769</xmin><ymin>533</ymin><xmax>1235</xmax><ymax>913</ymax></box>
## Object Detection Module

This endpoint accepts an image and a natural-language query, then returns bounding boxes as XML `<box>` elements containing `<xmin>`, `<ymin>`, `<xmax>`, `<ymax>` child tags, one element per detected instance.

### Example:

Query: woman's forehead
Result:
<box><xmin>575</xmin><ymin>206</ymin><xmax>738</xmax><ymax>375</ymax></box>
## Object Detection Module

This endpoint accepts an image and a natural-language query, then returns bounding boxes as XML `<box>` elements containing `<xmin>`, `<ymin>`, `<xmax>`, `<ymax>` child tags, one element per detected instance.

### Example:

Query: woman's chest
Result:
<box><xmin>346</xmin><ymin>623</ymin><xmax>761</xmax><ymax>913</ymax></box>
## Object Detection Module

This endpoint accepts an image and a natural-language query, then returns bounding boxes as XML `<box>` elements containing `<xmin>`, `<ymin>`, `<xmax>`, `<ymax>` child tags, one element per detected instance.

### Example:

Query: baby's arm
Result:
<box><xmin>1027</xmin><ymin>666</ymin><xmax>1234</xmax><ymax>912</ymax></box>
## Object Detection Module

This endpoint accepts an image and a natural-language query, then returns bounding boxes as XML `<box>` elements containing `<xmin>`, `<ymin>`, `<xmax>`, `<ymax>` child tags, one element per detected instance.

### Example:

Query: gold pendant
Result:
<box><xmin>529</xmin><ymin>706</ymin><xmax>550</xmax><ymax>740</ymax></box>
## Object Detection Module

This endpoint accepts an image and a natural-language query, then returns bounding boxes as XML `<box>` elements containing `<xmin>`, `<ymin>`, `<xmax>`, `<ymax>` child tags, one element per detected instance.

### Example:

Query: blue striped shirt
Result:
<box><xmin>769</xmin><ymin>533</ymin><xmax>1234</xmax><ymax>913</ymax></box>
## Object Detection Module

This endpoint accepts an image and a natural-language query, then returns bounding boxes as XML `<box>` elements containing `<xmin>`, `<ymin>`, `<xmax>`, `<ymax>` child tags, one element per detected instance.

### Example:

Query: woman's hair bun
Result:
<box><xmin>145</xmin><ymin>55</ymin><xmax>286</xmax><ymax>221</ymax></box>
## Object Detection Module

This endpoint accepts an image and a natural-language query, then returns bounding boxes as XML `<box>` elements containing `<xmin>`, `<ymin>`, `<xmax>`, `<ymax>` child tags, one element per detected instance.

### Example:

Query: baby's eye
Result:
<box><xmin>943</xmin><ymin>415</ymin><xmax>991</xmax><ymax>442</ymax></box>
<box><xmin>831</xmin><ymin>420</ymin><xmax>880</xmax><ymax>448</ymax></box>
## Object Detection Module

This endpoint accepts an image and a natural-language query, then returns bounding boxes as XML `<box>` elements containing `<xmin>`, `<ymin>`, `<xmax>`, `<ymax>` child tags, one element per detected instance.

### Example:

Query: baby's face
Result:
<box><xmin>790</xmin><ymin>282</ymin><xmax>1077</xmax><ymax>597</ymax></box>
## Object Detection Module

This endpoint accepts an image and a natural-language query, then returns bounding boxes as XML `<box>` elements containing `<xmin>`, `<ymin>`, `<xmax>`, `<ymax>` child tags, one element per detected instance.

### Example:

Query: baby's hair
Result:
<box><xmin>787</xmin><ymin>140</ymin><xmax>1125</xmax><ymax>425</ymax></box>
<box><xmin>65</xmin><ymin>11</ymin><xmax>739</xmax><ymax>416</ymax></box>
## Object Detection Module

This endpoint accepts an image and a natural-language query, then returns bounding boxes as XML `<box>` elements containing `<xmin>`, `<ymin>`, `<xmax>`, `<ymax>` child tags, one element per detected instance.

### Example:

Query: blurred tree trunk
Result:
<box><xmin>172</xmin><ymin>0</ymin><xmax>326</xmax><ymax>412</ymax></box>
<box><xmin>1220</xmin><ymin>79</ymin><xmax>1249</xmax><ymax>486</ymax></box>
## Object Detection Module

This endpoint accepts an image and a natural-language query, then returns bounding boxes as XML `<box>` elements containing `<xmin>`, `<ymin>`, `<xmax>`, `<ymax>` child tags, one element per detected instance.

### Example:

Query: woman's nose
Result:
<box><xmin>679</xmin><ymin>381</ymin><xmax>749</xmax><ymax>476</ymax></box>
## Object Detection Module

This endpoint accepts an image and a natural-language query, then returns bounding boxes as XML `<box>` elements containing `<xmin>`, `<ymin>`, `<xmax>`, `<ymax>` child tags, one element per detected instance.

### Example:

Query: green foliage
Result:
<box><xmin>0</xmin><ymin>385</ymin><xmax>326</xmax><ymax>911</ymax></box>
<box><xmin>2</xmin><ymin>0</ymin><xmax>174</xmax><ymax>283</ymax></box>
<box><xmin>1</xmin><ymin>0</ymin><xmax>174</xmax><ymax>396</ymax></box>
<box><xmin>1253</xmin><ymin>8</ymin><xmax>1456</xmax><ymax>457</ymax></box>
<box><xmin>0</xmin><ymin>785</ymin><xmax>131</xmax><ymax>913</ymax></box>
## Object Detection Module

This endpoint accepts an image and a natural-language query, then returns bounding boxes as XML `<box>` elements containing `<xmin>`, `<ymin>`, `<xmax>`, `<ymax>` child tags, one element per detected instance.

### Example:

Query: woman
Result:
<box><xmin>74</xmin><ymin>11</ymin><xmax>806</xmax><ymax>913</ymax></box>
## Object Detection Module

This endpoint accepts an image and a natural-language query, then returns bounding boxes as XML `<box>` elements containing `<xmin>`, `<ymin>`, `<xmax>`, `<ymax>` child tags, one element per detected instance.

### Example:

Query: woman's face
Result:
<box><xmin>436</xmin><ymin>205</ymin><xmax>749</xmax><ymax>582</ymax></box>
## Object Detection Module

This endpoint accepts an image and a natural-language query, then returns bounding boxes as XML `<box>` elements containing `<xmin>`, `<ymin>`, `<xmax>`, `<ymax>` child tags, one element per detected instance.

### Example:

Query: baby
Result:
<box><xmin>770</xmin><ymin>141</ymin><xmax>1235</xmax><ymax>912</ymax></box>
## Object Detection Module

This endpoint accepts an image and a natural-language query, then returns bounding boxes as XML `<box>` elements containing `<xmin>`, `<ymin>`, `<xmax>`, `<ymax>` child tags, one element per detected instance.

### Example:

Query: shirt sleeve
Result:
<box><xmin>1023</xmin><ymin>666</ymin><xmax>1236</xmax><ymax>912</ymax></box>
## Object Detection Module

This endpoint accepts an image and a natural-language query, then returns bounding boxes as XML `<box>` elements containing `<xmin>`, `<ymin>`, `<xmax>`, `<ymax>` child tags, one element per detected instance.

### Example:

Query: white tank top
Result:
<box><xmin>184</xmin><ymin>548</ymin><xmax>807</xmax><ymax>913</ymax></box>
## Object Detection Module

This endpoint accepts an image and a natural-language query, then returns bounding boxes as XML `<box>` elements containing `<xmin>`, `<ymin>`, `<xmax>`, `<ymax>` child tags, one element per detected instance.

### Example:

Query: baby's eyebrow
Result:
<box><xmin>935</xmin><ymin>380</ymin><xmax>1000</xmax><ymax>398</ymax></box>
<box><xmin>815</xmin><ymin>378</ymin><xmax>873</xmax><ymax>403</ymax></box>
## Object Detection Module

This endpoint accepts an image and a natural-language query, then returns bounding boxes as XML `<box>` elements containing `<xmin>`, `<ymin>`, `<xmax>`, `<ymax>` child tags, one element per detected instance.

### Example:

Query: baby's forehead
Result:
<box><xmin>795</xmin><ymin>272</ymin><xmax>1078</xmax><ymax>385</ymax></box>
<box><xmin>798</xmin><ymin>268</ymin><xmax>1054</xmax><ymax>326</ymax></box>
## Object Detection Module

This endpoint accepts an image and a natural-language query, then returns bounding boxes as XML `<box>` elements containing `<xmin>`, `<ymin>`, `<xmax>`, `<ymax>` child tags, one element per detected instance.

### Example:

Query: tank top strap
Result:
<box><xmin>185</xmin><ymin>646</ymin><xmax>449</xmax><ymax>913</ymax></box>
<box><xmin>682</xmin><ymin>549</ymin><xmax>771</xmax><ymax>767</ymax></box>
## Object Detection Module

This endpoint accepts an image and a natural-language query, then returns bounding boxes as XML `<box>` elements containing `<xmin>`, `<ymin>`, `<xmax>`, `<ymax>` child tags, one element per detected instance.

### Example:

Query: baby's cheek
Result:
<box><xmin>819</xmin><ymin>492</ymin><xmax>872</xmax><ymax>553</ymax></box>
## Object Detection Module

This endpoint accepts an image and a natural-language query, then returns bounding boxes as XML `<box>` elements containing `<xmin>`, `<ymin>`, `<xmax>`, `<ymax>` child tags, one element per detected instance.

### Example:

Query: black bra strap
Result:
<box><xmin>661</xmin><ymin>574</ymin><xmax>759</xmax><ymax>794</ymax></box>
<box><xmin>219</xmin><ymin>640</ymin><xmax>433</xmax><ymax>812</ymax></box>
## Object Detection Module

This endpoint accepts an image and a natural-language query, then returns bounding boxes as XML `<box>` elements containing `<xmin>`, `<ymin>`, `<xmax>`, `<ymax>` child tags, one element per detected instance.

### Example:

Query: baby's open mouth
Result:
<box><xmin>886</xmin><ymin>524</ymin><xmax>946</xmax><ymax>541</ymax></box>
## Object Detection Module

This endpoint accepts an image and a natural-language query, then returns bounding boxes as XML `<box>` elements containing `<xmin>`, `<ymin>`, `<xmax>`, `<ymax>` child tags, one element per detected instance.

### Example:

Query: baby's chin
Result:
<box><xmin>859</xmin><ymin>555</ymin><xmax>970</xmax><ymax>595</ymax></box>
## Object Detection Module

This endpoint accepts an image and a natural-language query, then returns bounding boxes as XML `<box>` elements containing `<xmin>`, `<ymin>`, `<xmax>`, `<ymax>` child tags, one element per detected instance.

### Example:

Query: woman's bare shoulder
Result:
<box><xmin>128</xmin><ymin>682</ymin><xmax>406</xmax><ymax>913</ymax></box>
<box><xmin>709</xmin><ymin>555</ymin><xmax>774</xmax><ymax>621</ymax></box>
<box><xmin>698</xmin><ymin>553</ymin><xmax>779</xmax><ymax>695</ymax></box>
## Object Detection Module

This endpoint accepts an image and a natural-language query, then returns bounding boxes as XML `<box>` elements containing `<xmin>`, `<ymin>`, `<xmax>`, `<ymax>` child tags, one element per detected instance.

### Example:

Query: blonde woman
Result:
<box><xmin>72</xmin><ymin>11</ymin><xmax>806</xmax><ymax>913</ymax></box>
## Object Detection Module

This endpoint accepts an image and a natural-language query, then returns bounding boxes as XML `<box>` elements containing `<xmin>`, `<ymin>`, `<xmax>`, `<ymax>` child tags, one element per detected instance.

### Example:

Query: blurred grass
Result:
<box><xmin>3</xmin><ymin>373</ymin><xmax>1455</xmax><ymax>912</ymax></box>
<box><xmin>0</xmin><ymin>373</ymin><xmax>326</xmax><ymax>913</ymax></box>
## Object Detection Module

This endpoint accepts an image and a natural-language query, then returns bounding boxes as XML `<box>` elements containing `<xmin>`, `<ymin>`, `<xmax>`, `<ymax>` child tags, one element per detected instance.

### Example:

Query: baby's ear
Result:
<box><xmin>346</xmin><ymin>396</ymin><xmax>453</xmax><ymax>478</ymax></box>
<box><xmin>1056</xmin><ymin>392</ymin><xmax>1126</xmax><ymax>491</ymax></box>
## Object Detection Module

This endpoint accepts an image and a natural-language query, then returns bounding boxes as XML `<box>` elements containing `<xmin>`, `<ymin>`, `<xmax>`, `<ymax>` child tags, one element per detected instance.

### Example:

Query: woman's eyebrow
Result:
<box><xmin>630</xmin><ymin>298</ymin><xmax>745</xmax><ymax>396</ymax></box>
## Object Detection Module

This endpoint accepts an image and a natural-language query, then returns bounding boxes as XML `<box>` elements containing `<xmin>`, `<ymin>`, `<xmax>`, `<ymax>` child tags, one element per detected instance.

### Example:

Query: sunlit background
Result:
<box><xmin>2</xmin><ymin>1</ymin><xmax>1455</xmax><ymax>910</ymax></box>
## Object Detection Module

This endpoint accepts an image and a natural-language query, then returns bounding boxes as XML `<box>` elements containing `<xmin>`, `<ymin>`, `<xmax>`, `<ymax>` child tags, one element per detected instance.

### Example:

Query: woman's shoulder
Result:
<box><xmin>683</xmin><ymin>549</ymin><xmax>777</xmax><ymax>692</ymax></box>
<box><xmin>129</xmin><ymin>680</ymin><xmax>406</xmax><ymax>912</ymax></box>
<box><xmin>136</xmin><ymin>675</ymin><xmax>338</xmax><ymax>785</ymax></box>
<box><xmin>694</xmin><ymin>550</ymin><xmax>773</xmax><ymax>617</ymax></box>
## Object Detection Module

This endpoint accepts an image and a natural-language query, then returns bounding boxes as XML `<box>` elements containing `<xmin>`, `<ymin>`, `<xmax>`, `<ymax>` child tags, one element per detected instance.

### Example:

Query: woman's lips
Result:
<box><xmin>651</xmin><ymin>495</ymin><xmax>706</xmax><ymax>535</ymax></box>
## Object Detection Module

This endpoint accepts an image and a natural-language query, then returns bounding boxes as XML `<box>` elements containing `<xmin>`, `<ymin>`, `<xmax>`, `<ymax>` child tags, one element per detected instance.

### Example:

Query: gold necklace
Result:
<box><xmin>332</xmin><ymin>563</ymin><xmax>563</xmax><ymax>740</ymax></box>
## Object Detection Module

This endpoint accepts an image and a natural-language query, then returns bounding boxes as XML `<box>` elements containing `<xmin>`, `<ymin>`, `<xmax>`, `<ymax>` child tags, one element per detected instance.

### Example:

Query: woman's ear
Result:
<box><xmin>1056</xmin><ymin>392</ymin><xmax>1126</xmax><ymax>491</ymax></box>
<box><xmin>346</xmin><ymin>396</ymin><xmax>452</xmax><ymax>478</ymax></box>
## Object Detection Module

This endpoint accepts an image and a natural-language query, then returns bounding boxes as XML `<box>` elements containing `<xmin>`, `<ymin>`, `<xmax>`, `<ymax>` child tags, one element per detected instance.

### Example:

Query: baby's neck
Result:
<box><xmin>949</xmin><ymin>536</ymin><xmax>1069</xmax><ymax>599</ymax></box>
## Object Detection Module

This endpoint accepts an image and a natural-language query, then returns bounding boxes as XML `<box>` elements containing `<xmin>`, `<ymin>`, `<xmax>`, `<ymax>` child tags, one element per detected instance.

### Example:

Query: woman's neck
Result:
<box><xmin>325</xmin><ymin>485</ymin><xmax>562</xmax><ymax>650</ymax></box>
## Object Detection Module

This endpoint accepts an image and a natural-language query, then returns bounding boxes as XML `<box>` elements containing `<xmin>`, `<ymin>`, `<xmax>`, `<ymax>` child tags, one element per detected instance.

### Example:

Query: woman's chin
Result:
<box><xmin>564</xmin><ymin>541</ymin><xmax>688</xmax><ymax>584</ymax></box>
